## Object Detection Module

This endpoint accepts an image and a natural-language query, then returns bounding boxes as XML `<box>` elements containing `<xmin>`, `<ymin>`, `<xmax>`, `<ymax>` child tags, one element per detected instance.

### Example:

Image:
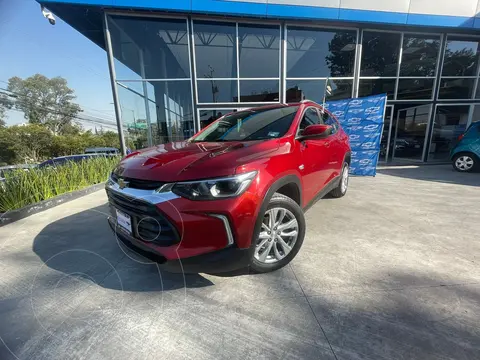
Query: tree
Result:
<box><xmin>0</xmin><ymin>92</ymin><xmax>13</xmax><ymax>127</ymax></box>
<box><xmin>7</xmin><ymin>74</ymin><xmax>82</xmax><ymax>135</ymax></box>
<box><xmin>0</xmin><ymin>127</ymin><xmax>16</xmax><ymax>164</ymax></box>
<box><xmin>325</xmin><ymin>32</ymin><xmax>357</xmax><ymax>78</ymax></box>
<box><xmin>442</xmin><ymin>48</ymin><xmax>477</xmax><ymax>76</ymax></box>
<box><xmin>100</xmin><ymin>131</ymin><xmax>121</xmax><ymax>148</ymax></box>
<box><xmin>10</xmin><ymin>125</ymin><xmax>53</xmax><ymax>163</ymax></box>
<box><xmin>400</xmin><ymin>37</ymin><xmax>440</xmax><ymax>76</ymax></box>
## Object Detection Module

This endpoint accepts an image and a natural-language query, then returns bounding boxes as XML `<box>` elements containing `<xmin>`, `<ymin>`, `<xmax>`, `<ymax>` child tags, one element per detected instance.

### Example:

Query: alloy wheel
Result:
<box><xmin>254</xmin><ymin>207</ymin><xmax>299</xmax><ymax>264</ymax></box>
<box><xmin>341</xmin><ymin>164</ymin><xmax>349</xmax><ymax>193</ymax></box>
<box><xmin>455</xmin><ymin>156</ymin><xmax>474</xmax><ymax>171</ymax></box>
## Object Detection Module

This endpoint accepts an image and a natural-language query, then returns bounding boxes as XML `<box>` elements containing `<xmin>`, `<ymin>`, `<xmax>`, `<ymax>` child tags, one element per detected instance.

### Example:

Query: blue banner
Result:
<box><xmin>325</xmin><ymin>94</ymin><xmax>387</xmax><ymax>176</ymax></box>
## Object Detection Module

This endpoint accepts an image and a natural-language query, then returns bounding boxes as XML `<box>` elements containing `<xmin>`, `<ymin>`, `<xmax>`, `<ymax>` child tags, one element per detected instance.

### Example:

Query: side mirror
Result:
<box><xmin>297</xmin><ymin>124</ymin><xmax>332</xmax><ymax>141</ymax></box>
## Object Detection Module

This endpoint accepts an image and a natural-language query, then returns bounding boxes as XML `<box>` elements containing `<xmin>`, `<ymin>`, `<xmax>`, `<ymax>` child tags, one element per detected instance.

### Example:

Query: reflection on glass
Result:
<box><xmin>197</xmin><ymin>80</ymin><xmax>237</xmax><ymax>103</ymax></box>
<box><xmin>429</xmin><ymin>105</ymin><xmax>470</xmax><ymax>161</ymax></box>
<box><xmin>361</xmin><ymin>31</ymin><xmax>401</xmax><ymax>76</ymax></box>
<box><xmin>393</xmin><ymin>105</ymin><xmax>430</xmax><ymax>160</ymax></box>
<box><xmin>287</xmin><ymin>27</ymin><xmax>357</xmax><ymax>77</ymax></box>
<box><xmin>471</xmin><ymin>105</ymin><xmax>480</xmax><ymax>123</ymax></box>
<box><xmin>199</xmin><ymin>108</ymin><xmax>237</xmax><ymax>129</ymax></box>
<box><xmin>438</xmin><ymin>78</ymin><xmax>476</xmax><ymax>99</ymax></box>
<box><xmin>442</xmin><ymin>38</ymin><xmax>480</xmax><ymax>76</ymax></box>
<box><xmin>117</xmin><ymin>81</ymin><xmax>194</xmax><ymax>147</ymax></box>
<box><xmin>285</xmin><ymin>79</ymin><xmax>353</xmax><ymax>103</ymax></box>
<box><xmin>400</xmin><ymin>35</ymin><xmax>440</xmax><ymax>76</ymax></box>
<box><xmin>192</xmin><ymin>107</ymin><xmax>299</xmax><ymax>142</ymax></box>
<box><xmin>239</xmin><ymin>80</ymin><xmax>279</xmax><ymax>102</ymax></box>
<box><xmin>117</xmin><ymin>82</ymin><xmax>148</xmax><ymax>149</ymax></box>
<box><xmin>358</xmin><ymin>79</ymin><xmax>396</xmax><ymax>99</ymax></box>
<box><xmin>194</xmin><ymin>21</ymin><xmax>237</xmax><ymax>78</ymax></box>
<box><xmin>476</xmin><ymin>82</ymin><xmax>480</xmax><ymax>99</ymax></box>
<box><xmin>379</xmin><ymin>106</ymin><xmax>393</xmax><ymax>162</ymax></box>
<box><xmin>109</xmin><ymin>16</ymin><xmax>190</xmax><ymax>79</ymax></box>
<box><xmin>397</xmin><ymin>79</ymin><xmax>434</xmax><ymax>100</ymax></box>
<box><xmin>239</xmin><ymin>24</ymin><xmax>280</xmax><ymax>78</ymax></box>
<box><xmin>114</xmin><ymin>59</ymin><xmax>142</xmax><ymax>81</ymax></box>
<box><xmin>153</xmin><ymin>81</ymin><xmax>194</xmax><ymax>143</ymax></box>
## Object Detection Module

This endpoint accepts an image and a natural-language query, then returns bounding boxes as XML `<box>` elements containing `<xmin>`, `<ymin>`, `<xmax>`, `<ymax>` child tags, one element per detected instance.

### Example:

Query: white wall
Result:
<box><xmin>229</xmin><ymin>0</ymin><xmax>480</xmax><ymax>18</ymax></box>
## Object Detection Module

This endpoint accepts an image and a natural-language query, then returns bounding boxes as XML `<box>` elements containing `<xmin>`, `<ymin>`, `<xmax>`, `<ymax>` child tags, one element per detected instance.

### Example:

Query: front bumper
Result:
<box><xmin>108</xmin><ymin>218</ymin><xmax>251</xmax><ymax>273</ymax></box>
<box><xmin>105</xmin><ymin>176</ymin><xmax>262</xmax><ymax>272</ymax></box>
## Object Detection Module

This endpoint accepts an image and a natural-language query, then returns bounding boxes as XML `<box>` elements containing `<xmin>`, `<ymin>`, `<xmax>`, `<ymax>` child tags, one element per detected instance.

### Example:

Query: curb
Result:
<box><xmin>0</xmin><ymin>182</ymin><xmax>106</xmax><ymax>227</ymax></box>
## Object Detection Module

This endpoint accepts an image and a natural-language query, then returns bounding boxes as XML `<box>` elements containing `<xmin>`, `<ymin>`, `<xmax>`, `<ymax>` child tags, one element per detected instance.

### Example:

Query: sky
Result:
<box><xmin>0</xmin><ymin>0</ymin><xmax>117</xmax><ymax>130</ymax></box>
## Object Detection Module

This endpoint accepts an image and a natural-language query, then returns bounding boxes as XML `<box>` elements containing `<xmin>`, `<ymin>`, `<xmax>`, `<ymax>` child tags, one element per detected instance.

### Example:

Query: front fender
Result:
<box><xmin>250</xmin><ymin>174</ymin><xmax>302</xmax><ymax>251</ymax></box>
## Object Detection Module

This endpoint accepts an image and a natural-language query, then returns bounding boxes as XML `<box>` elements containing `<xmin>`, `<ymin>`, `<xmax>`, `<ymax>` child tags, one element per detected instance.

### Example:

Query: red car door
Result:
<box><xmin>295</xmin><ymin>107</ymin><xmax>332</xmax><ymax>205</ymax></box>
<box><xmin>322</xmin><ymin>111</ymin><xmax>346</xmax><ymax>180</ymax></box>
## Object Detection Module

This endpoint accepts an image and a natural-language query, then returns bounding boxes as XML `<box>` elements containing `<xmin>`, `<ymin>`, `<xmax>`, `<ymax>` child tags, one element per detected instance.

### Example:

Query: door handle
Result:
<box><xmin>324</xmin><ymin>141</ymin><xmax>331</xmax><ymax>148</ymax></box>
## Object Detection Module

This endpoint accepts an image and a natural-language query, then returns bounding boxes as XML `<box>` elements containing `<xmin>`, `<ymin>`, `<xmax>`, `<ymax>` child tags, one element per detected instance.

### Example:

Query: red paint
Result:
<box><xmin>110</xmin><ymin>102</ymin><xmax>350</xmax><ymax>262</ymax></box>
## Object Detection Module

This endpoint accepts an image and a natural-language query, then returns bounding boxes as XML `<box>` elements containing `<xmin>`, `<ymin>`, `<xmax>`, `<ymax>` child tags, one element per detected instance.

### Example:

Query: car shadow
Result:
<box><xmin>32</xmin><ymin>204</ymin><xmax>214</xmax><ymax>292</ymax></box>
<box><xmin>376</xmin><ymin>164</ymin><xmax>480</xmax><ymax>187</ymax></box>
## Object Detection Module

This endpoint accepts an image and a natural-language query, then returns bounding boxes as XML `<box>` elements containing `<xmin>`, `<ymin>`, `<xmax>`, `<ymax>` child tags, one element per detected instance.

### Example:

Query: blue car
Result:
<box><xmin>450</xmin><ymin>122</ymin><xmax>480</xmax><ymax>172</ymax></box>
<box><xmin>38</xmin><ymin>154</ymin><xmax>105</xmax><ymax>168</ymax></box>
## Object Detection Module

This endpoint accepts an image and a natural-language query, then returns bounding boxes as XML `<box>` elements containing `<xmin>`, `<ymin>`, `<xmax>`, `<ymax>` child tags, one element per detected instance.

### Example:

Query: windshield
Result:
<box><xmin>192</xmin><ymin>106</ymin><xmax>299</xmax><ymax>142</ymax></box>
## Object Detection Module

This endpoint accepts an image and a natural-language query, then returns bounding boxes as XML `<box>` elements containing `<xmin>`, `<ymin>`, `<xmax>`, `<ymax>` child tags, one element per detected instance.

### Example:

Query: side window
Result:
<box><xmin>299</xmin><ymin>107</ymin><xmax>323</xmax><ymax>133</ymax></box>
<box><xmin>53</xmin><ymin>158</ymin><xmax>67</xmax><ymax>166</ymax></box>
<box><xmin>322</xmin><ymin>112</ymin><xmax>339</xmax><ymax>134</ymax></box>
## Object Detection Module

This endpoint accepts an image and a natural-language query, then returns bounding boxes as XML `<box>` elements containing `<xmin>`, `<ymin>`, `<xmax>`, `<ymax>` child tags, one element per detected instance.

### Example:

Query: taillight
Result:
<box><xmin>457</xmin><ymin>134</ymin><xmax>465</xmax><ymax>142</ymax></box>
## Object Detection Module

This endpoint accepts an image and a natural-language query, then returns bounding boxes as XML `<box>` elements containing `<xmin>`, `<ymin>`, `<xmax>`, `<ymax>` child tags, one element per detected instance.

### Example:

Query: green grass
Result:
<box><xmin>0</xmin><ymin>156</ymin><xmax>120</xmax><ymax>212</ymax></box>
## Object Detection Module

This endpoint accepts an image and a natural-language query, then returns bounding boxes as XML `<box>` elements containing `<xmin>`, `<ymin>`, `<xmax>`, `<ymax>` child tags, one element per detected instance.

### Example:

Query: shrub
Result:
<box><xmin>0</xmin><ymin>156</ymin><xmax>119</xmax><ymax>212</ymax></box>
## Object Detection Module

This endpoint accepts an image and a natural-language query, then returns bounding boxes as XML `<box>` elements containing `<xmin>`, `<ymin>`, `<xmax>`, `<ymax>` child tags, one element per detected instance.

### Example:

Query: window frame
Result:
<box><xmin>436</xmin><ymin>34</ymin><xmax>480</xmax><ymax>101</ymax></box>
<box><xmin>284</xmin><ymin>24</ymin><xmax>359</xmax><ymax>103</ymax></box>
<box><xmin>360</xmin><ymin>30</ymin><xmax>402</xmax><ymax>78</ymax></box>
<box><xmin>192</xmin><ymin>19</ymin><xmax>282</xmax><ymax>106</ymax></box>
<box><xmin>357</xmin><ymin>30</ymin><xmax>444</xmax><ymax>102</ymax></box>
<box><xmin>296</xmin><ymin>106</ymin><xmax>324</xmax><ymax>136</ymax></box>
<box><xmin>285</xmin><ymin>25</ymin><xmax>359</xmax><ymax>79</ymax></box>
<box><xmin>428</xmin><ymin>103</ymin><xmax>474</xmax><ymax>161</ymax></box>
<box><xmin>322</xmin><ymin>111</ymin><xmax>339</xmax><ymax>134</ymax></box>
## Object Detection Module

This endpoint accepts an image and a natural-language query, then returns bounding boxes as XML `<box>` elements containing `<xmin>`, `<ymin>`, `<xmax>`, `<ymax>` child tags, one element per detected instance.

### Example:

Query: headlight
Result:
<box><xmin>170</xmin><ymin>171</ymin><xmax>257</xmax><ymax>200</ymax></box>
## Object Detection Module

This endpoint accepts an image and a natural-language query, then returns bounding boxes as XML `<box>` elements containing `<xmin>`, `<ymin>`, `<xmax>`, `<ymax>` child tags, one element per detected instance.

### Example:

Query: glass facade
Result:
<box><xmin>108</xmin><ymin>16</ymin><xmax>194</xmax><ymax>147</ymax></box>
<box><xmin>106</xmin><ymin>13</ymin><xmax>480</xmax><ymax>162</ymax></box>
<box><xmin>429</xmin><ymin>105</ymin><xmax>470</xmax><ymax>161</ymax></box>
<box><xmin>286</xmin><ymin>26</ymin><xmax>356</xmax><ymax>103</ymax></box>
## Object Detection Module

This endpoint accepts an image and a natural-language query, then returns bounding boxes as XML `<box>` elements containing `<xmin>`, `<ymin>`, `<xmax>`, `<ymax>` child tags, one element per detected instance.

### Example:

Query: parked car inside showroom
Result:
<box><xmin>451</xmin><ymin>121</ymin><xmax>480</xmax><ymax>172</ymax></box>
<box><xmin>106</xmin><ymin>101</ymin><xmax>351</xmax><ymax>273</ymax></box>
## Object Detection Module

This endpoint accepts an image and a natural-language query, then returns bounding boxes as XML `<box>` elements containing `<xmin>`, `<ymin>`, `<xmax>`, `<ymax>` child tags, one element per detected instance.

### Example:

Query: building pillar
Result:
<box><xmin>103</xmin><ymin>12</ymin><xmax>126</xmax><ymax>156</ymax></box>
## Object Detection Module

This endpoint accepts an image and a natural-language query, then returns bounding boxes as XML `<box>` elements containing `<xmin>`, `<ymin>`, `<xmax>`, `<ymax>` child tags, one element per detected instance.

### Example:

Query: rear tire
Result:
<box><xmin>250</xmin><ymin>193</ymin><xmax>305</xmax><ymax>273</ymax></box>
<box><xmin>329</xmin><ymin>162</ymin><xmax>349</xmax><ymax>198</ymax></box>
<box><xmin>452</xmin><ymin>153</ymin><xmax>478</xmax><ymax>172</ymax></box>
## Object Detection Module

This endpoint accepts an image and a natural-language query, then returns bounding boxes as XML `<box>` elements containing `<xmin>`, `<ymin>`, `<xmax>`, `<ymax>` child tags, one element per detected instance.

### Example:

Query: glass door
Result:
<box><xmin>428</xmin><ymin>105</ymin><xmax>471</xmax><ymax>161</ymax></box>
<box><xmin>392</xmin><ymin>104</ymin><xmax>432</xmax><ymax>161</ymax></box>
<box><xmin>379</xmin><ymin>105</ymin><xmax>394</xmax><ymax>162</ymax></box>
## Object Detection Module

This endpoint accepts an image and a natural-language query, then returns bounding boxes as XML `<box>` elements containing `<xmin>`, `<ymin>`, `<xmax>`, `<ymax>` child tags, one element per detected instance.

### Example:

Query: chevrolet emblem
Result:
<box><xmin>118</xmin><ymin>178</ymin><xmax>129</xmax><ymax>189</ymax></box>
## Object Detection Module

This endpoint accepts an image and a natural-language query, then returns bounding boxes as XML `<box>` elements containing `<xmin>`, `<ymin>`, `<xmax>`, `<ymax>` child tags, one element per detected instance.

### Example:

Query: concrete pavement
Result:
<box><xmin>0</xmin><ymin>165</ymin><xmax>479</xmax><ymax>359</ymax></box>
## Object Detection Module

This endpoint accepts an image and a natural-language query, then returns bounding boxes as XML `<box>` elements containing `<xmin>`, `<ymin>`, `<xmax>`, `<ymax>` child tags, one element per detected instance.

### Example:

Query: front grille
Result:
<box><xmin>111</xmin><ymin>173</ymin><xmax>165</xmax><ymax>190</ymax></box>
<box><xmin>107</xmin><ymin>189</ymin><xmax>179</xmax><ymax>246</ymax></box>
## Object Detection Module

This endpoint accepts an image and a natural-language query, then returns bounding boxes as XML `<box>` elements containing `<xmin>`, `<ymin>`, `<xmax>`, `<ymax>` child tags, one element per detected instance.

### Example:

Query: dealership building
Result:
<box><xmin>38</xmin><ymin>0</ymin><xmax>480</xmax><ymax>163</ymax></box>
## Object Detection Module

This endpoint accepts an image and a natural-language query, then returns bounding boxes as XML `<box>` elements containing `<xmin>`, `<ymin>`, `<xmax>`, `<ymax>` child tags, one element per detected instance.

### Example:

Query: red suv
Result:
<box><xmin>106</xmin><ymin>102</ymin><xmax>351</xmax><ymax>273</ymax></box>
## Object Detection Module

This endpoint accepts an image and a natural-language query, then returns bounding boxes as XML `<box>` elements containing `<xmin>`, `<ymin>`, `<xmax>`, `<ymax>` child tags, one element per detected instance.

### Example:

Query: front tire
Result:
<box><xmin>329</xmin><ymin>162</ymin><xmax>349</xmax><ymax>198</ymax></box>
<box><xmin>452</xmin><ymin>153</ymin><xmax>478</xmax><ymax>172</ymax></box>
<box><xmin>250</xmin><ymin>193</ymin><xmax>305</xmax><ymax>273</ymax></box>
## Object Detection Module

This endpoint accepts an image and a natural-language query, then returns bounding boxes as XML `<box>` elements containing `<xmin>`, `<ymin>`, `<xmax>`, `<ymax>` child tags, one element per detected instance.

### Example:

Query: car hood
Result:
<box><xmin>114</xmin><ymin>140</ymin><xmax>281</xmax><ymax>182</ymax></box>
